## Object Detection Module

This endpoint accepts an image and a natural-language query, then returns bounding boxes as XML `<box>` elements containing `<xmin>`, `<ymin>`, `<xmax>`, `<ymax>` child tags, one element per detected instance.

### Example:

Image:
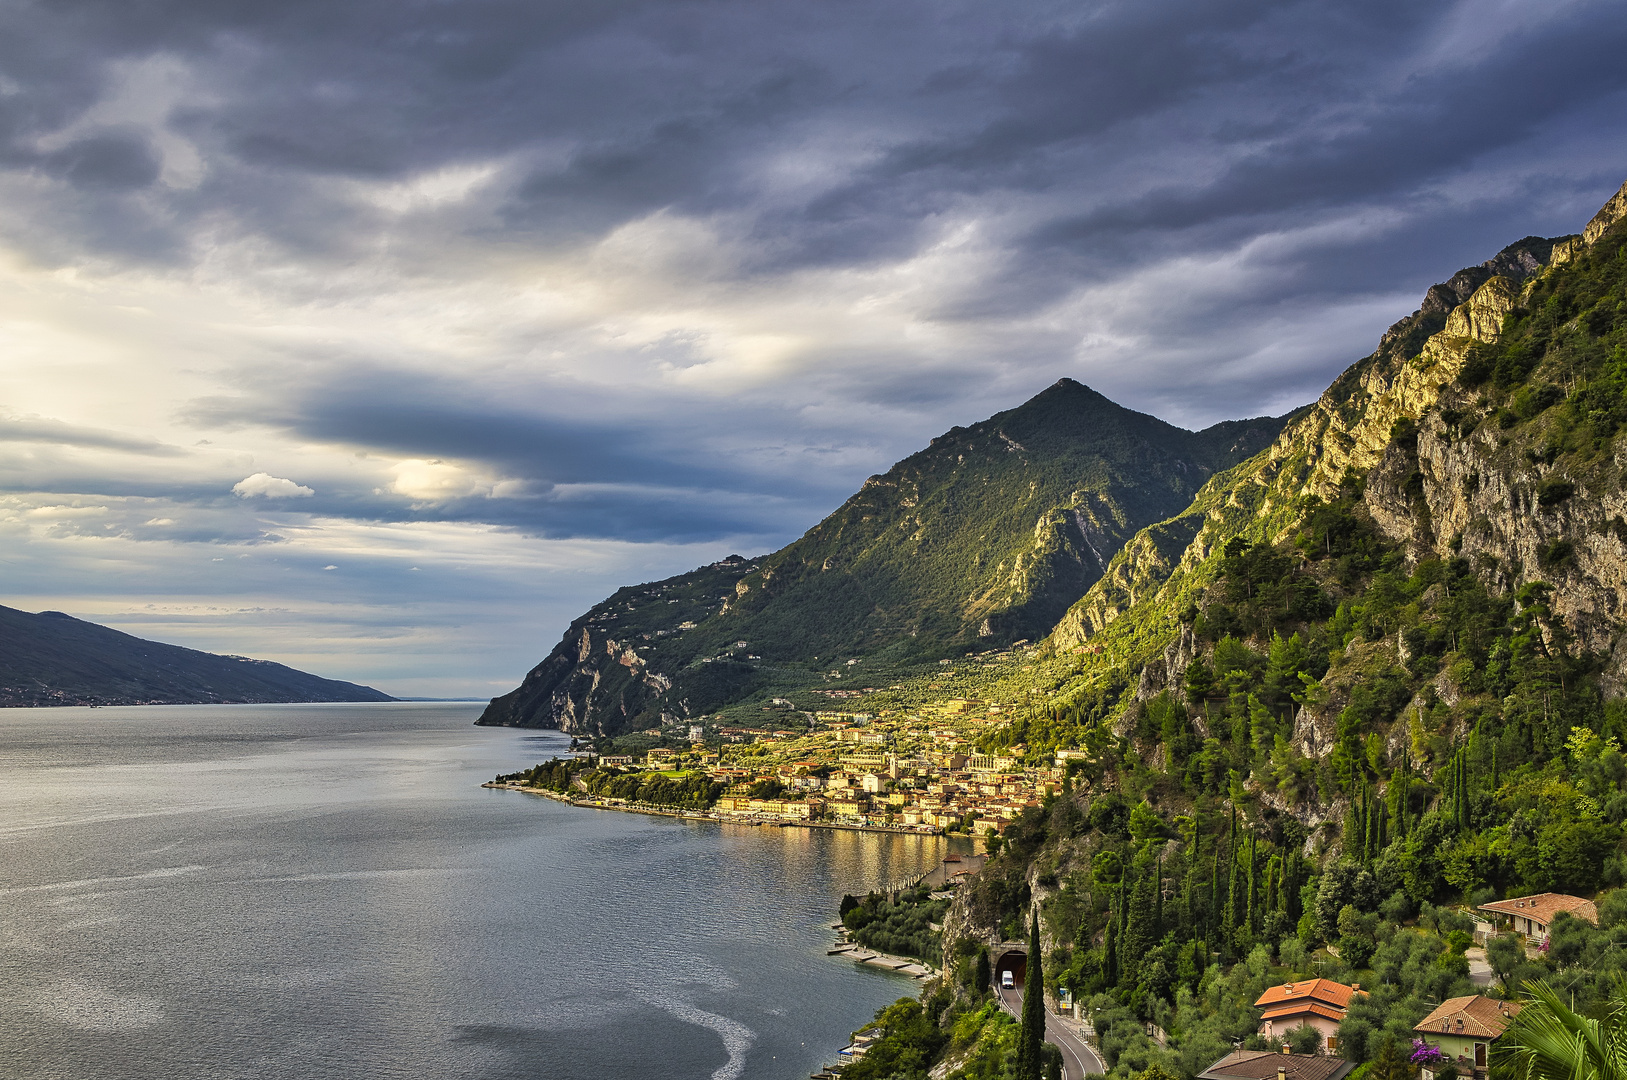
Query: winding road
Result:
<box><xmin>995</xmin><ymin>983</ymin><xmax>1105</xmax><ymax>1080</ymax></box>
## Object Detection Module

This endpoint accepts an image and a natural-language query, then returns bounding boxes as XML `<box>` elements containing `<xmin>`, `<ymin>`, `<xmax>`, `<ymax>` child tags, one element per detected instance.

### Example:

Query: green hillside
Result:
<box><xmin>826</xmin><ymin>177</ymin><xmax>1627</xmax><ymax>1080</ymax></box>
<box><xmin>478</xmin><ymin>379</ymin><xmax>1288</xmax><ymax>734</ymax></box>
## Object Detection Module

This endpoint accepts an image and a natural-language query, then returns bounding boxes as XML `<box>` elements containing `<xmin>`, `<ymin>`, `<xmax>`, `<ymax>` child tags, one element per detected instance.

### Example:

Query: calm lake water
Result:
<box><xmin>0</xmin><ymin>703</ymin><xmax>960</xmax><ymax>1080</ymax></box>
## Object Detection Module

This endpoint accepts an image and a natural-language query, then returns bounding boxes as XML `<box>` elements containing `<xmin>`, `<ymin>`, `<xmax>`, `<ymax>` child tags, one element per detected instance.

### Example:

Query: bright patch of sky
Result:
<box><xmin>1</xmin><ymin>0</ymin><xmax>1625</xmax><ymax>694</ymax></box>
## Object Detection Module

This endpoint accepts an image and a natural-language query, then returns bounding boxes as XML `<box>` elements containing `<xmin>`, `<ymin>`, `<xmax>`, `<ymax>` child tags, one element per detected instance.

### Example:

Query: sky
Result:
<box><xmin>2</xmin><ymin>0</ymin><xmax>1626</xmax><ymax>698</ymax></box>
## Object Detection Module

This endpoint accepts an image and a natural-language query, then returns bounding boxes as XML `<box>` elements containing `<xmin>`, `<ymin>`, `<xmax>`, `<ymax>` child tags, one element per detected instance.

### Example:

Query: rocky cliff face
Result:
<box><xmin>1049</xmin><ymin>178</ymin><xmax>1627</xmax><ymax>705</ymax></box>
<box><xmin>477</xmin><ymin>555</ymin><xmax>759</xmax><ymax>734</ymax></box>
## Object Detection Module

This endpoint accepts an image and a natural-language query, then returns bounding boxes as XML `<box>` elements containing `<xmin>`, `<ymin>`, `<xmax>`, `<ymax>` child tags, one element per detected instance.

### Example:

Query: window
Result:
<box><xmin>1328</xmin><ymin>1037</ymin><xmax>1339</xmax><ymax>1051</ymax></box>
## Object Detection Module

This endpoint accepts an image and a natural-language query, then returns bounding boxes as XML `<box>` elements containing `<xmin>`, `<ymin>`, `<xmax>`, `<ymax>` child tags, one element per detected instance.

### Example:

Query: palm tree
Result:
<box><xmin>1494</xmin><ymin>979</ymin><xmax>1627</xmax><ymax>1080</ymax></box>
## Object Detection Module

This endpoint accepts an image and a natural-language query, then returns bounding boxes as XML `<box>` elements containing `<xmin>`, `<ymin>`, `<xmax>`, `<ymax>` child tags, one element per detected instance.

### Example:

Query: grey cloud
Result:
<box><xmin>4</xmin><ymin>0</ymin><xmax>1627</xmax><ymax>529</ymax></box>
<box><xmin>0</xmin><ymin>416</ymin><xmax>183</xmax><ymax>455</ymax></box>
<box><xmin>42</xmin><ymin>129</ymin><xmax>161</xmax><ymax>190</ymax></box>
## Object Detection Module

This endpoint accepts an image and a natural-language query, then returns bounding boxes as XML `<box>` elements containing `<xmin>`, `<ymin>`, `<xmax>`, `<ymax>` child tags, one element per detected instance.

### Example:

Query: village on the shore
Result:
<box><xmin>576</xmin><ymin>699</ymin><xmax>1074</xmax><ymax>835</ymax></box>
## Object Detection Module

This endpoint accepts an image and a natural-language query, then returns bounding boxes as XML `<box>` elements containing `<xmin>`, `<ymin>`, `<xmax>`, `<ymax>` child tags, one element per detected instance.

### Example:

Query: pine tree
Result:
<box><xmin>1018</xmin><ymin>908</ymin><xmax>1045</xmax><ymax>1080</ymax></box>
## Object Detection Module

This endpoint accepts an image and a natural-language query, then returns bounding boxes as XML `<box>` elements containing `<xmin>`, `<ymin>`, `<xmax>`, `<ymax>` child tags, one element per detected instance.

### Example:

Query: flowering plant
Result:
<box><xmin>1410</xmin><ymin>1039</ymin><xmax>1448</xmax><ymax>1065</ymax></box>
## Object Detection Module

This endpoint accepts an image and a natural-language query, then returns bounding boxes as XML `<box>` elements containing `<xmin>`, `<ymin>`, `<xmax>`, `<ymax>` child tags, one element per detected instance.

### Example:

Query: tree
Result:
<box><xmin>1486</xmin><ymin>933</ymin><xmax>1526</xmax><ymax>995</ymax></box>
<box><xmin>1286</xmin><ymin>1024</ymin><xmax>1323</xmax><ymax>1055</ymax></box>
<box><xmin>1495</xmin><ymin>979</ymin><xmax>1627</xmax><ymax>1080</ymax></box>
<box><xmin>1104</xmin><ymin>897</ymin><xmax>1120</xmax><ymax>987</ymax></box>
<box><xmin>1018</xmin><ymin>908</ymin><xmax>1046</xmax><ymax>1080</ymax></box>
<box><xmin>1370</xmin><ymin>1035</ymin><xmax>1411</xmax><ymax>1080</ymax></box>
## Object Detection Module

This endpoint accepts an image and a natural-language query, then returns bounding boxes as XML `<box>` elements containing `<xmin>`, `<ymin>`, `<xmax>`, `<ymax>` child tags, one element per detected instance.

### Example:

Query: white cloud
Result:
<box><xmin>390</xmin><ymin>459</ymin><xmax>498</xmax><ymax>502</ymax></box>
<box><xmin>232</xmin><ymin>473</ymin><xmax>314</xmax><ymax>498</ymax></box>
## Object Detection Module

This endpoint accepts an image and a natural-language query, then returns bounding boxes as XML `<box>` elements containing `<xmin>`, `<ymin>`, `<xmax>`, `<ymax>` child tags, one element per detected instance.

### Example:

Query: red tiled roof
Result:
<box><xmin>1261</xmin><ymin>1002</ymin><xmax>1349</xmax><ymax>1024</ymax></box>
<box><xmin>1413</xmin><ymin>996</ymin><xmax>1523</xmax><ymax>1040</ymax></box>
<box><xmin>1255</xmin><ymin>979</ymin><xmax>1361</xmax><ymax>1010</ymax></box>
<box><xmin>1478</xmin><ymin>893</ymin><xmax>1598</xmax><ymax>927</ymax></box>
<box><xmin>1199</xmin><ymin>1050</ymin><xmax>1353</xmax><ymax>1080</ymax></box>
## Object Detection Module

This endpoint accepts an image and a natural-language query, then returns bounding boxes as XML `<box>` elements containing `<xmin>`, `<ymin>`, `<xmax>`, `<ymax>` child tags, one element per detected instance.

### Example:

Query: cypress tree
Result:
<box><xmin>1366</xmin><ymin>783</ymin><xmax>1378</xmax><ymax>863</ymax></box>
<box><xmin>1460</xmin><ymin>752</ymin><xmax>1471</xmax><ymax>830</ymax></box>
<box><xmin>1281</xmin><ymin>851</ymin><xmax>1299</xmax><ymax>924</ymax></box>
<box><xmin>1457</xmin><ymin>754</ymin><xmax>1470</xmax><ymax>829</ymax></box>
<box><xmin>1223</xmin><ymin>807</ymin><xmax>1240</xmax><ymax>953</ymax></box>
<box><xmin>1154</xmin><ymin>855</ymin><xmax>1164</xmax><ymax>940</ymax></box>
<box><xmin>1018</xmin><ymin>908</ymin><xmax>1045</xmax><ymax>1080</ymax></box>
<box><xmin>1397</xmin><ymin>748</ymin><xmax>1410</xmax><ymax>837</ymax></box>
<box><xmin>1210</xmin><ymin>842</ymin><xmax>1223</xmax><ymax>942</ymax></box>
<box><xmin>1103</xmin><ymin>897</ymin><xmax>1119</xmax><ymax>987</ymax></box>
<box><xmin>1245</xmin><ymin>831</ymin><xmax>1258</xmax><ymax>937</ymax></box>
<box><xmin>1186</xmin><ymin>830</ymin><xmax>1200</xmax><ymax>936</ymax></box>
<box><xmin>1225</xmin><ymin>844</ymin><xmax>1242</xmax><ymax>954</ymax></box>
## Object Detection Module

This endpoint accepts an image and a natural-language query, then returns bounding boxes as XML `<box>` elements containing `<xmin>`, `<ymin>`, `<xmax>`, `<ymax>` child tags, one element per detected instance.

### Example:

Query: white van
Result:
<box><xmin>1001</xmin><ymin>970</ymin><xmax>1015</xmax><ymax>989</ymax></box>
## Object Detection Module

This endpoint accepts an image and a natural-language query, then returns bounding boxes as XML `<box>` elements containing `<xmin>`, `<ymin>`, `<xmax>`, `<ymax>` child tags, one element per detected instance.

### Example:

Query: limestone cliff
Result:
<box><xmin>1050</xmin><ymin>174</ymin><xmax>1627</xmax><ymax>717</ymax></box>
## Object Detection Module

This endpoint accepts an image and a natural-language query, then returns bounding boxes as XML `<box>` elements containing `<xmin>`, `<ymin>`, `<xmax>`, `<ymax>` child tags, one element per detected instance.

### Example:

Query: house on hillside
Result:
<box><xmin>1199</xmin><ymin>1049</ymin><xmax>1354</xmax><ymax>1080</ymax></box>
<box><xmin>1412</xmin><ymin>995</ymin><xmax>1522</xmax><ymax>1079</ymax></box>
<box><xmin>1254</xmin><ymin>979</ymin><xmax>1365</xmax><ymax>1051</ymax></box>
<box><xmin>1477</xmin><ymin>893</ymin><xmax>1598</xmax><ymax>943</ymax></box>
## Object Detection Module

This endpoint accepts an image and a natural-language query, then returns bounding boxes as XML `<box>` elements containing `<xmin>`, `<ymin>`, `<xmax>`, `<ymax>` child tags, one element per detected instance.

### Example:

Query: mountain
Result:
<box><xmin>478</xmin><ymin>380</ymin><xmax>1290</xmax><ymax>734</ymax></box>
<box><xmin>1044</xmin><ymin>178</ymin><xmax>1627</xmax><ymax>714</ymax></box>
<box><xmin>832</xmin><ymin>179</ymin><xmax>1627</xmax><ymax>1080</ymax></box>
<box><xmin>0</xmin><ymin>605</ymin><xmax>393</xmax><ymax>706</ymax></box>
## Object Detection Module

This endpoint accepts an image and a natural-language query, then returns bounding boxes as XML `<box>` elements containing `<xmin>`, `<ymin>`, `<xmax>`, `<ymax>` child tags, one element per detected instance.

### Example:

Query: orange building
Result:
<box><xmin>1255</xmin><ymin>979</ymin><xmax>1365</xmax><ymax>1052</ymax></box>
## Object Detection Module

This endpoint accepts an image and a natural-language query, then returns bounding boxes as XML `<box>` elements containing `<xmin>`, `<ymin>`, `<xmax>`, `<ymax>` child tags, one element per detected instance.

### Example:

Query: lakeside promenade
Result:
<box><xmin>482</xmin><ymin>781</ymin><xmax>948</xmax><ymax>838</ymax></box>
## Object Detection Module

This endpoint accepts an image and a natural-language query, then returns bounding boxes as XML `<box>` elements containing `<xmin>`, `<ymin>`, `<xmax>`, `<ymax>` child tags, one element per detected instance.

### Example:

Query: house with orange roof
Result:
<box><xmin>1254</xmin><ymin>979</ymin><xmax>1364</xmax><ymax>1052</ymax></box>
<box><xmin>1476</xmin><ymin>893</ymin><xmax>1597</xmax><ymax>942</ymax></box>
<box><xmin>1412</xmin><ymin>995</ymin><xmax>1522</xmax><ymax>1078</ymax></box>
<box><xmin>1199</xmin><ymin>1049</ymin><xmax>1354</xmax><ymax>1080</ymax></box>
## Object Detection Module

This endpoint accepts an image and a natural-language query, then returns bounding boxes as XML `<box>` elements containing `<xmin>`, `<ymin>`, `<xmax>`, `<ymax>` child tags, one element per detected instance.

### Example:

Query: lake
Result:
<box><xmin>0</xmin><ymin>702</ymin><xmax>960</xmax><ymax>1079</ymax></box>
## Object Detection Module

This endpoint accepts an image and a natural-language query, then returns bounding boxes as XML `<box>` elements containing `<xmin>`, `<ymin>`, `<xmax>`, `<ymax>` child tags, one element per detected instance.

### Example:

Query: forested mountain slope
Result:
<box><xmin>479</xmin><ymin>380</ymin><xmax>1286</xmax><ymax>734</ymax></box>
<box><xmin>839</xmin><ymin>175</ymin><xmax>1627</xmax><ymax>1080</ymax></box>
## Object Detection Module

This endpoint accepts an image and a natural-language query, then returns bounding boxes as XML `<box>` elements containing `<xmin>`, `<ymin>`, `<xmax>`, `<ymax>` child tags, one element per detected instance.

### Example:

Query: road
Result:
<box><xmin>996</xmin><ymin>984</ymin><xmax>1105</xmax><ymax>1080</ymax></box>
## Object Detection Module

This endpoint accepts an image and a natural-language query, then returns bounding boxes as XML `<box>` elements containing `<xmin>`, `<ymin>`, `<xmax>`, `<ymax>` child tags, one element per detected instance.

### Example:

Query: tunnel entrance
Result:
<box><xmin>993</xmin><ymin>947</ymin><xmax>1027</xmax><ymax>990</ymax></box>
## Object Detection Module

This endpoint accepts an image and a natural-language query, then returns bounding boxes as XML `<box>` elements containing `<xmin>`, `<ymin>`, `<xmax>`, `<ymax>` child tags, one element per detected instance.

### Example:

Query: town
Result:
<box><xmin>493</xmin><ymin>698</ymin><xmax>1073</xmax><ymax>837</ymax></box>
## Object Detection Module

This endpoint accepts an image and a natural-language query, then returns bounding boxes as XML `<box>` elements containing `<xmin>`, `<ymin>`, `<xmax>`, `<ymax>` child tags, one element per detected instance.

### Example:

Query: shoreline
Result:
<box><xmin>487</xmin><ymin>779</ymin><xmax>950</xmax><ymax>1079</ymax></box>
<box><xmin>481</xmin><ymin>781</ymin><xmax>948</xmax><ymax>837</ymax></box>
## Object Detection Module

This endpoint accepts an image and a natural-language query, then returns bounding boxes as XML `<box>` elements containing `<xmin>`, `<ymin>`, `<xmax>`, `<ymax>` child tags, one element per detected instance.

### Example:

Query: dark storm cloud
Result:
<box><xmin>5</xmin><ymin>0</ymin><xmax>1627</xmax><ymax>545</ymax></box>
<box><xmin>179</xmin><ymin>370</ymin><xmax>851</xmax><ymax>540</ymax></box>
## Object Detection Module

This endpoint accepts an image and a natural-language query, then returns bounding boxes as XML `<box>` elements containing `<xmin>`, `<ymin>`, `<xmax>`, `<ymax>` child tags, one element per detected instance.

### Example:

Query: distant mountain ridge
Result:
<box><xmin>0</xmin><ymin>605</ymin><xmax>392</xmax><ymax>706</ymax></box>
<box><xmin>478</xmin><ymin>380</ymin><xmax>1290</xmax><ymax>734</ymax></box>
